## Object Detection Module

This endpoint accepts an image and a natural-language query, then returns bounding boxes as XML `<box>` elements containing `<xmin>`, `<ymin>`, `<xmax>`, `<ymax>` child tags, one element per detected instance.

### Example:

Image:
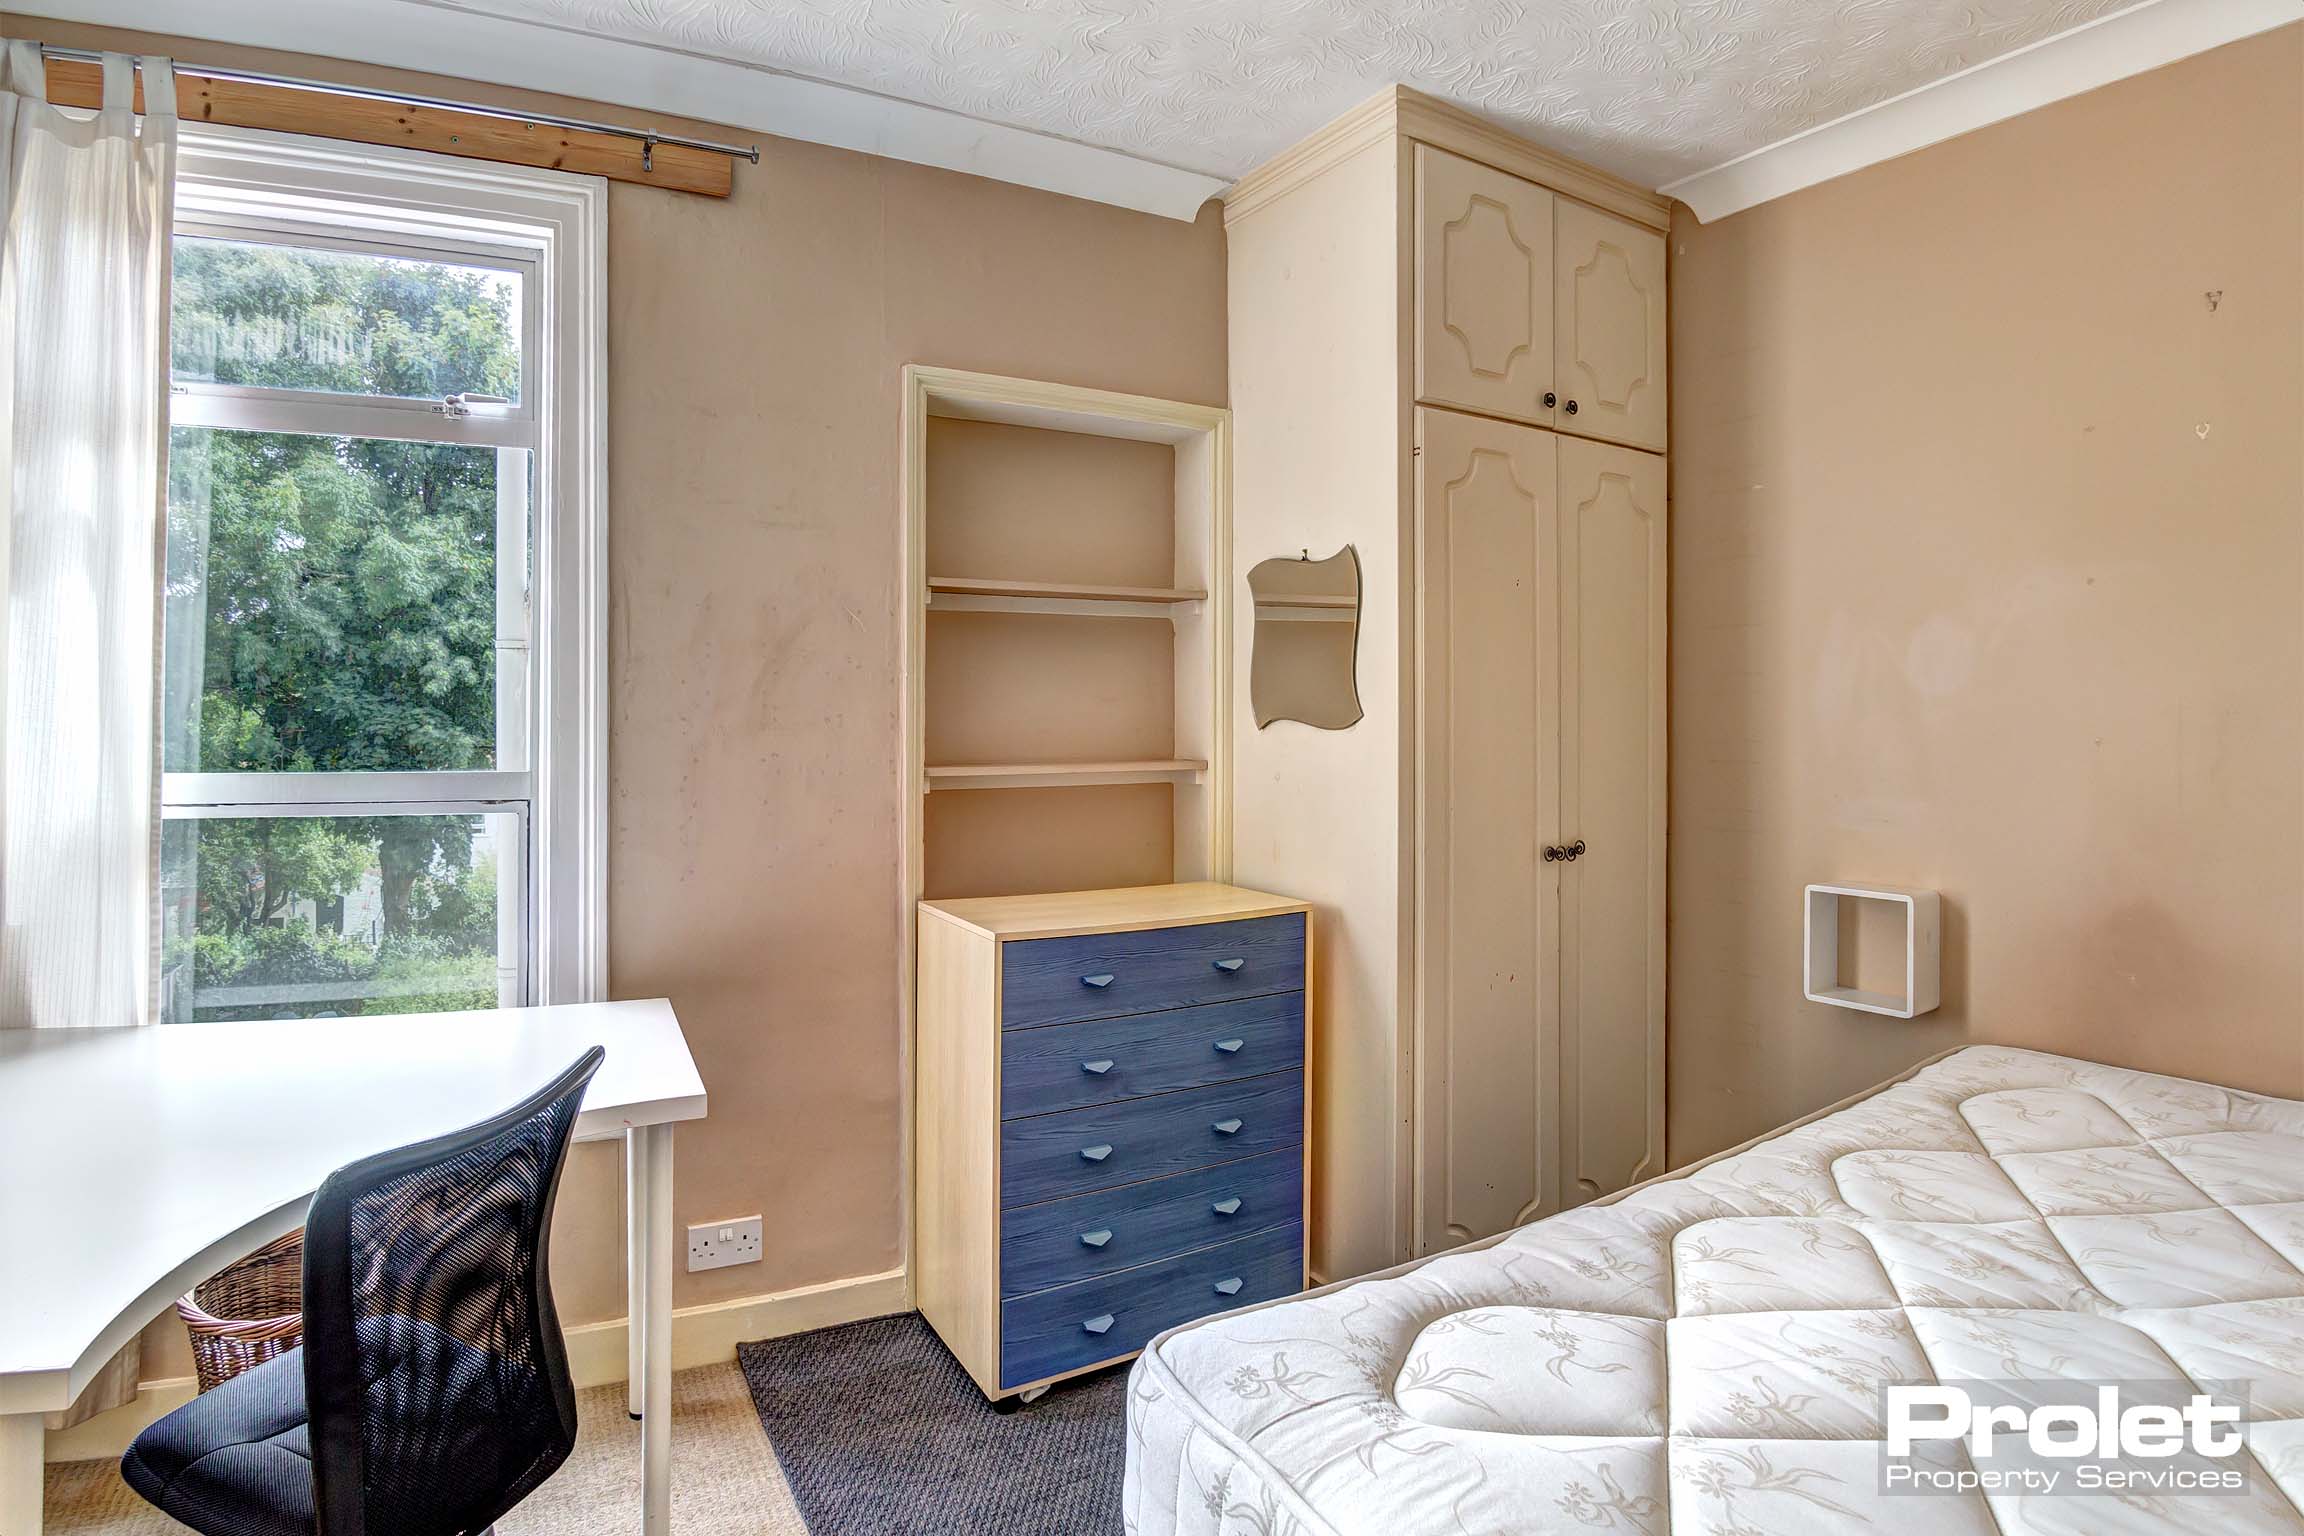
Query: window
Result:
<box><xmin>159</xmin><ymin>128</ymin><xmax>604</xmax><ymax>1023</ymax></box>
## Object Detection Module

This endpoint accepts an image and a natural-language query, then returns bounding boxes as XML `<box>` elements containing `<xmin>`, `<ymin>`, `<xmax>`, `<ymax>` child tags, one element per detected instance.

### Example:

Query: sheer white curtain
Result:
<box><xmin>0</xmin><ymin>43</ymin><xmax>175</xmax><ymax>1037</ymax></box>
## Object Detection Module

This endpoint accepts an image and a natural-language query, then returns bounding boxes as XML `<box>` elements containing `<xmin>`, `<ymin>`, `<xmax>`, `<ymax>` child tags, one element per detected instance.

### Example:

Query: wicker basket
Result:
<box><xmin>176</xmin><ymin>1229</ymin><xmax>305</xmax><ymax>1393</ymax></box>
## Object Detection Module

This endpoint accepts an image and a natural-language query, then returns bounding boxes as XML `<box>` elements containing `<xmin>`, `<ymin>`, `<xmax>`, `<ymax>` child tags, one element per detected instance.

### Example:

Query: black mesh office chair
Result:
<box><xmin>122</xmin><ymin>1046</ymin><xmax>604</xmax><ymax>1536</ymax></box>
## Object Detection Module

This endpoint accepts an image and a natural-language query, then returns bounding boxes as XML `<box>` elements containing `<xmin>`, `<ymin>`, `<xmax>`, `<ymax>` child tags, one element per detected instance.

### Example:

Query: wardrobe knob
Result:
<box><xmin>1542</xmin><ymin>391</ymin><xmax>1557</xmax><ymax>409</ymax></box>
<box><xmin>1212</xmin><ymin>1118</ymin><xmax>1243</xmax><ymax>1136</ymax></box>
<box><xmin>1082</xmin><ymin>1314</ymin><xmax>1115</xmax><ymax>1336</ymax></box>
<box><xmin>1213</xmin><ymin>1038</ymin><xmax>1245</xmax><ymax>1055</ymax></box>
<box><xmin>1212</xmin><ymin>957</ymin><xmax>1246</xmax><ymax>973</ymax></box>
<box><xmin>1212</xmin><ymin>1277</ymin><xmax>1244</xmax><ymax>1297</ymax></box>
<box><xmin>1081</xmin><ymin>1059</ymin><xmax>1115</xmax><ymax>1076</ymax></box>
<box><xmin>1080</xmin><ymin>973</ymin><xmax>1115</xmax><ymax>989</ymax></box>
<box><xmin>1079</xmin><ymin>1229</ymin><xmax>1113</xmax><ymax>1249</ymax></box>
<box><xmin>1564</xmin><ymin>399</ymin><xmax>1579</xmax><ymax>415</ymax></box>
<box><xmin>1211</xmin><ymin>1197</ymin><xmax>1243</xmax><ymax>1216</ymax></box>
<box><xmin>1080</xmin><ymin>1144</ymin><xmax>1114</xmax><ymax>1163</ymax></box>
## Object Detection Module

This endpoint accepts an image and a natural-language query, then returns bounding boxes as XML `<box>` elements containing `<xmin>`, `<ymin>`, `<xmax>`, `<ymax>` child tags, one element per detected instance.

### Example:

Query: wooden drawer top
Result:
<box><xmin>1000</xmin><ymin>1071</ymin><xmax>1305</xmax><ymax>1207</ymax></box>
<box><xmin>1000</xmin><ymin>913</ymin><xmax>1304</xmax><ymax>1031</ymax></box>
<box><xmin>920</xmin><ymin>881</ymin><xmax>1308</xmax><ymax>942</ymax></box>
<box><xmin>999</xmin><ymin>1147</ymin><xmax>1302</xmax><ymax>1300</ymax></box>
<box><xmin>1000</xmin><ymin>991</ymin><xmax>1304</xmax><ymax>1116</ymax></box>
<box><xmin>998</xmin><ymin>1219</ymin><xmax>1303</xmax><ymax>1391</ymax></box>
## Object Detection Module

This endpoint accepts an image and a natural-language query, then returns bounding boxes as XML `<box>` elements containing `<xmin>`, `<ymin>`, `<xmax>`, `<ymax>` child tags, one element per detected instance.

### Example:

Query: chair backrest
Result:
<box><xmin>300</xmin><ymin>1045</ymin><xmax>604</xmax><ymax>1536</ymax></box>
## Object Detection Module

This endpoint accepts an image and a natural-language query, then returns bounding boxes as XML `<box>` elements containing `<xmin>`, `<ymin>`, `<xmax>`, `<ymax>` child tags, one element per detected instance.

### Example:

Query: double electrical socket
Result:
<box><xmin>685</xmin><ymin>1215</ymin><xmax>764</xmax><ymax>1271</ymax></box>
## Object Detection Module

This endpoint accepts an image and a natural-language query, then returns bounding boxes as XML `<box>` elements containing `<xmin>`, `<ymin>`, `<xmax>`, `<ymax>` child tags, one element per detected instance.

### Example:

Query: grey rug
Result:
<box><xmin>737</xmin><ymin>1313</ymin><xmax>1130</xmax><ymax>1535</ymax></box>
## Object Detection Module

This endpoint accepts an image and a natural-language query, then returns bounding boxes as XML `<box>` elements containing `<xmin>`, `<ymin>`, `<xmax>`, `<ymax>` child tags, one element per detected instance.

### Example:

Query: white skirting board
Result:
<box><xmin>561</xmin><ymin>1265</ymin><xmax>909</xmax><ymax>1388</ymax></box>
<box><xmin>43</xmin><ymin>1265</ymin><xmax>909</xmax><ymax>1463</ymax></box>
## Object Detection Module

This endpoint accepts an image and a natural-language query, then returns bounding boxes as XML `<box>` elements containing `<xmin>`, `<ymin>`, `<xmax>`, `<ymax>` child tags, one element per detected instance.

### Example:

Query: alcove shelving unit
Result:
<box><xmin>899</xmin><ymin>365</ymin><xmax>1233</xmax><ymax>913</ymax></box>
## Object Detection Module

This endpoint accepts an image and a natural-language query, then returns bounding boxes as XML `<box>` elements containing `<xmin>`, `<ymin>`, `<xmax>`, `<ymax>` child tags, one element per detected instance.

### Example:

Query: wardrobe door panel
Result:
<box><xmin>1412</xmin><ymin>407</ymin><xmax>1561</xmax><ymax>1256</ymax></box>
<box><xmin>1415</xmin><ymin>147</ymin><xmax>1556</xmax><ymax>426</ymax></box>
<box><xmin>1554</xmin><ymin>200</ymin><xmax>1667</xmax><ymax>452</ymax></box>
<box><xmin>1557</xmin><ymin>437</ymin><xmax>1666</xmax><ymax>1206</ymax></box>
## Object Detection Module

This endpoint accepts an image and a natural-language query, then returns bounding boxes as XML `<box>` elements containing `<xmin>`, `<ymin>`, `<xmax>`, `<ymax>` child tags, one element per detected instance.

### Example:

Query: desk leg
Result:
<box><xmin>1</xmin><ymin>1411</ymin><xmax>40</xmax><ymax>1536</ymax></box>
<box><xmin>624</xmin><ymin>1129</ymin><xmax>647</xmax><ymax>1420</ymax></box>
<box><xmin>631</xmin><ymin>1122</ymin><xmax>675</xmax><ymax>1536</ymax></box>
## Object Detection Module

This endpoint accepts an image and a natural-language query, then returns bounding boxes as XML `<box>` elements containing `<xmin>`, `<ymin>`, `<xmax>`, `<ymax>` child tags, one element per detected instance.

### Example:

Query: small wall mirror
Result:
<box><xmin>1248</xmin><ymin>545</ymin><xmax>1363</xmax><ymax>730</ymax></box>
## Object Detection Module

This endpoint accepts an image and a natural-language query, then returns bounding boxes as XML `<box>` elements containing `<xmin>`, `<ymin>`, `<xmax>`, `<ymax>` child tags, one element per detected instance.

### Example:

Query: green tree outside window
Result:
<box><xmin>163</xmin><ymin>238</ymin><xmax>524</xmax><ymax>1020</ymax></box>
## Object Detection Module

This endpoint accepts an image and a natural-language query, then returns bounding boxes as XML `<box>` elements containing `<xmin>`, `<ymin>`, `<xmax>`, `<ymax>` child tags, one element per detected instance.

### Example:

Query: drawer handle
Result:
<box><xmin>1081</xmin><ymin>1059</ymin><xmax>1116</xmax><ymax>1076</ymax></box>
<box><xmin>1211</xmin><ymin>1197</ymin><xmax>1242</xmax><ymax>1216</ymax></box>
<box><xmin>1213</xmin><ymin>1038</ymin><xmax>1244</xmax><ymax>1055</ymax></box>
<box><xmin>1213</xmin><ymin>1118</ymin><xmax>1243</xmax><ymax>1136</ymax></box>
<box><xmin>1082</xmin><ymin>1313</ymin><xmax>1115</xmax><ymax>1336</ymax></box>
<box><xmin>1213</xmin><ymin>1277</ymin><xmax>1244</xmax><ymax>1297</ymax></box>
<box><xmin>1080</xmin><ymin>1144</ymin><xmax>1114</xmax><ymax>1162</ymax></box>
<box><xmin>1079</xmin><ymin>1228</ymin><xmax>1113</xmax><ymax>1248</ymax></box>
<box><xmin>1213</xmin><ymin>958</ymin><xmax>1246</xmax><ymax>973</ymax></box>
<box><xmin>1081</xmin><ymin>973</ymin><xmax>1116</xmax><ymax>989</ymax></box>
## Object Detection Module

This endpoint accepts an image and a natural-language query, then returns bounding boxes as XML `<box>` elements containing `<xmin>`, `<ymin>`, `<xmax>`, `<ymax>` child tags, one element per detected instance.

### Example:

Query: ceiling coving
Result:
<box><xmin>430</xmin><ymin>0</ymin><xmax>2145</xmax><ymax>187</ymax></box>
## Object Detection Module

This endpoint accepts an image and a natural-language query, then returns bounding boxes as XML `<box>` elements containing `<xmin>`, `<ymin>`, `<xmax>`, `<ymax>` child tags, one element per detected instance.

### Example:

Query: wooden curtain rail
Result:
<box><xmin>37</xmin><ymin>48</ymin><xmax>755</xmax><ymax>199</ymax></box>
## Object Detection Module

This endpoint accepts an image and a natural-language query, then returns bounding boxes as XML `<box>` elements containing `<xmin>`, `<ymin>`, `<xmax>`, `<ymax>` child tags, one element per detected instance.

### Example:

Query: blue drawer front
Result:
<box><xmin>1001</xmin><ymin>1073</ymin><xmax>1304</xmax><ymax>1207</ymax></box>
<box><xmin>1000</xmin><ymin>1148</ymin><xmax>1302</xmax><ymax>1298</ymax></box>
<box><xmin>1000</xmin><ymin>913</ymin><xmax>1305</xmax><ymax>1030</ymax></box>
<box><xmin>1001</xmin><ymin>992</ymin><xmax>1304</xmax><ymax>1119</ymax></box>
<box><xmin>1000</xmin><ymin>1221</ymin><xmax>1304</xmax><ymax>1389</ymax></box>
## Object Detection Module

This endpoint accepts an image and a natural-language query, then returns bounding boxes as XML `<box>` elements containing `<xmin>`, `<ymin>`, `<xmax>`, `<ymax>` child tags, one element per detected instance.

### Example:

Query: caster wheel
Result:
<box><xmin>991</xmin><ymin>1384</ymin><xmax>1051</xmax><ymax>1413</ymax></box>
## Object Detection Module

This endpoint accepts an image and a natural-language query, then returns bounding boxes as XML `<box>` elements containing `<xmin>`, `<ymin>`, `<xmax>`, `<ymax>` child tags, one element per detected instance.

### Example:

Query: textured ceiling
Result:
<box><xmin>419</xmin><ymin>0</ymin><xmax>2145</xmax><ymax>188</ymax></box>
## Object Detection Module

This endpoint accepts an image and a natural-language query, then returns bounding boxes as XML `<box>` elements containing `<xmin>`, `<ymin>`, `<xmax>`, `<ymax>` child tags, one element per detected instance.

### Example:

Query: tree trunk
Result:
<box><xmin>379</xmin><ymin>866</ymin><xmax>416</xmax><ymax>938</ymax></box>
<box><xmin>378</xmin><ymin>832</ymin><xmax>419</xmax><ymax>939</ymax></box>
<box><xmin>258</xmin><ymin>859</ymin><xmax>289</xmax><ymax>925</ymax></box>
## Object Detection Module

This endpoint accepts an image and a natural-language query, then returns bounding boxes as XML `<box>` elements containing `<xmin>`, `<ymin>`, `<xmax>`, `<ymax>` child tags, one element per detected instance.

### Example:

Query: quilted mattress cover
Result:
<box><xmin>1121</xmin><ymin>1045</ymin><xmax>2304</xmax><ymax>1534</ymax></box>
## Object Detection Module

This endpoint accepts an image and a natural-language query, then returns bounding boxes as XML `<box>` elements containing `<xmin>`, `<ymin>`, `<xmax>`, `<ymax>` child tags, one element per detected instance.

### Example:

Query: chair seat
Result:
<box><xmin>123</xmin><ymin>1316</ymin><xmax>517</xmax><ymax>1536</ymax></box>
<box><xmin>121</xmin><ymin>1345</ymin><xmax>315</xmax><ymax>1536</ymax></box>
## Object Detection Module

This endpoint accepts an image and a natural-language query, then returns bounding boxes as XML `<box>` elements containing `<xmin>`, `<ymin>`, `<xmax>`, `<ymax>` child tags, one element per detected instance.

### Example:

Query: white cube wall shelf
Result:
<box><xmin>1803</xmin><ymin>884</ymin><xmax>1941</xmax><ymax>1018</ymax></box>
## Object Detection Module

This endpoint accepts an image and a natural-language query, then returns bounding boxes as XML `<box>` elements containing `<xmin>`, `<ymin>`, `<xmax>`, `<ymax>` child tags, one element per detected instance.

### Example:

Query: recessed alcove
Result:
<box><xmin>901</xmin><ymin>368</ymin><xmax>1230</xmax><ymax>904</ymax></box>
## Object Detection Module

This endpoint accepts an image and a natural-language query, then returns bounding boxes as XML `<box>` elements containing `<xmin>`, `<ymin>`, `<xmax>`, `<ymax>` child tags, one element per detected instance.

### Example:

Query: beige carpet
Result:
<box><xmin>42</xmin><ymin>1363</ymin><xmax>808</xmax><ymax>1535</ymax></box>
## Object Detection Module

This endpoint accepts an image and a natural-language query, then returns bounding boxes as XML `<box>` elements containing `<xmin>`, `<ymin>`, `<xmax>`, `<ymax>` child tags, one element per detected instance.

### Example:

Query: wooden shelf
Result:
<box><xmin>924</xmin><ymin>759</ymin><xmax>1208</xmax><ymax>792</ymax></box>
<box><xmin>928</xmin><ymin>576</ymin><xmax>1207</xmax><ymax>603</ymax></box>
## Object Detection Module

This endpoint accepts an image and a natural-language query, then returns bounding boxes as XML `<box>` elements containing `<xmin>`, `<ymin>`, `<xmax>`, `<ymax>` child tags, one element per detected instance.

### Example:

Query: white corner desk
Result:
<box><xmin>0</xmin><ymin>998</ymin><xmax>707</xmax><ymax>1536</ymax></box>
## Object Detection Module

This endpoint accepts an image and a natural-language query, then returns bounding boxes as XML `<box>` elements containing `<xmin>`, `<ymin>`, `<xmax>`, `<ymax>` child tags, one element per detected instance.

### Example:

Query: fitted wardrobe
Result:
<box><xmin>1225</xmin><ymin>88</ymin><xmax>1669</xmax><ymax>1279</ymax></box>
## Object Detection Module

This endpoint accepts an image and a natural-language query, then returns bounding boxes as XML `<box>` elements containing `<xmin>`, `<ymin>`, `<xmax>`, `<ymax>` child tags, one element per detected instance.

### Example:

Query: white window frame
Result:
<box><xmin>162</xmin><ymin>124</ymin><xmax>608</xmax><ymax>1009</ymax></box>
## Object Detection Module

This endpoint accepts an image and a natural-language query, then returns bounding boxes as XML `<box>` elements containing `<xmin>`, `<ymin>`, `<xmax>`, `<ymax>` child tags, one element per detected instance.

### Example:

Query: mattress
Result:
<box><xmin>1122</xmin><ymin>1045</ymin><xmax>2304</xmax><ymax>1534</ymax></box>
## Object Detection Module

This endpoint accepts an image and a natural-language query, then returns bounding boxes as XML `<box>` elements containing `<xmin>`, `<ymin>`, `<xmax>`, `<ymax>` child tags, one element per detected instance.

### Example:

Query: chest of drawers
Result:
<box><xmin>914</xmin><ymin>883</ymin><xmax>1313</xmax><ymax>1403</ymax></box>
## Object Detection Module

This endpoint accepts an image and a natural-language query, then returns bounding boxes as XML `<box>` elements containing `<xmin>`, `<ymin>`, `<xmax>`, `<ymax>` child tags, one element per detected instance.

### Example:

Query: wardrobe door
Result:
<box><xmin>1412</xmin><ymin>407</ymin><xmax>1561</xmax><ymax>1256</ymax></box>
<box><xmin>1553</xmin><ymin>200</ymin><xmax>1668</xmax><ymax>452</ymax></box>
<box><xmin>1556</xmin><ymin>436</ymin><xmax>1666</xmax><ymax>1206</ymax></box>
<box><xmin>1415</xmin><ymin>146</ymin><xmax>1555</xmax><ymax>427</ymax></box>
